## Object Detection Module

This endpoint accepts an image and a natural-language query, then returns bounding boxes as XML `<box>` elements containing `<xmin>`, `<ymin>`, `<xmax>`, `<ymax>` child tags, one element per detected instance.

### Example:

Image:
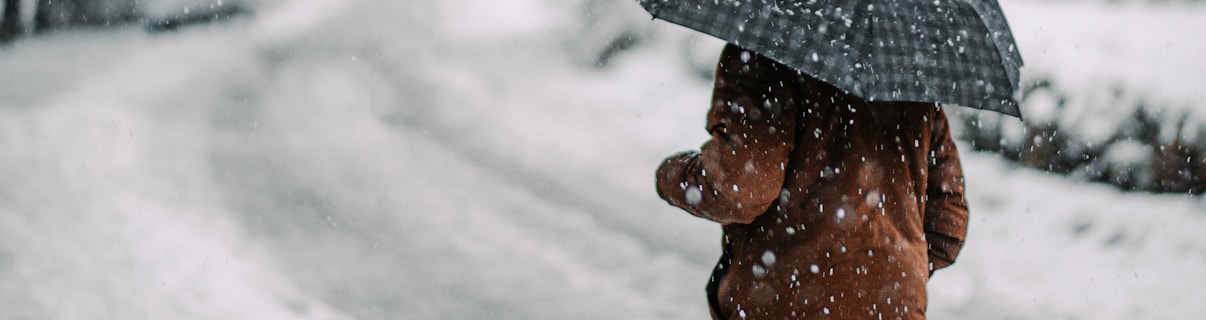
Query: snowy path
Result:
<box><xmin>1</xmin><ymin>0</ymin><xmax>1205</xmax><ymax>319</ymax></box>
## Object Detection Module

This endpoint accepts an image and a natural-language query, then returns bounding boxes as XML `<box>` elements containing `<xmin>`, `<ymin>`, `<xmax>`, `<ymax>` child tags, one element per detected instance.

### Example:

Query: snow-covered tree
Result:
<box><xmin>0</xmin><ymin>0</ymin><xmax>20</xmax><ymax>42</ymax></box>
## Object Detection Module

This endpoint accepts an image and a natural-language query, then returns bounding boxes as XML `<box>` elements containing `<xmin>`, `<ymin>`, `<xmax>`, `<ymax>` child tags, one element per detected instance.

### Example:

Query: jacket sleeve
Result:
<box><xmin>655</xmin><ymin>45</ymin><xmax>798</xmax><ymax>225</ymax></box>
<box><xmin>924</xmin><ymin>106</ymin><xmax>970</xmax><ymax>275</ymax></box>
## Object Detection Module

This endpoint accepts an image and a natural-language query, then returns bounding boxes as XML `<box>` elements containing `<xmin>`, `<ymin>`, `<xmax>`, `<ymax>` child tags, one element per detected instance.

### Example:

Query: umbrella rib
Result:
<box><xmin>960</xmin><ymin>0</ymin><xmax>1022</xmax><ymax>89</ymax></box>
<box><xmin>848</xmin><ymin>0</ymin><xmax>876</xmax><ymax>99</ymax></box>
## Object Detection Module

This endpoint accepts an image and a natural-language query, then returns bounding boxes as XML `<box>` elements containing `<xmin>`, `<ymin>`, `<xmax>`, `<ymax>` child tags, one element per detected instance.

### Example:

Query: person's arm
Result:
<box><xmin>924</xmin><ymin>106</ymin><xmax>970</xmax><ymax>275</ymax></box>
<box><xmin>655</xmin><ymin>45</ymin><xmax>797</xmax><ymax>225</ymax></box>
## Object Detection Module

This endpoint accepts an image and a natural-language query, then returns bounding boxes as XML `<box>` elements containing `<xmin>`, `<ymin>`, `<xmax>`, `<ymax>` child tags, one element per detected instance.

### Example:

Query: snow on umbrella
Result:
<box><xmin>637</xmin><ymin>0</ymin><xmax>1025</xmax><ymax>117</ymax></box>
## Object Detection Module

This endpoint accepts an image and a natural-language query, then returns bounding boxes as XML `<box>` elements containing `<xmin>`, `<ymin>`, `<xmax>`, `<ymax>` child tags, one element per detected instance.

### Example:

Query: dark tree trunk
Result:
<box><xmin>34</xmin><ymin>0</ymin><xmax>65</xmax><ymax>32</ymax></box>
<box><xmin>0</xmin><ymin>0</ymin><xmax>20</xmax><ymax>43</ymax></box>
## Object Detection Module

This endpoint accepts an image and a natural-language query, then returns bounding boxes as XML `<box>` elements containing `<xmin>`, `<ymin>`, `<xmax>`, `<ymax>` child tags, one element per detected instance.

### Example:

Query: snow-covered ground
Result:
<box><xmin>1</xmin><ymin>0</ymin><xmax>1204</xmax><ymax>319</ymax></box>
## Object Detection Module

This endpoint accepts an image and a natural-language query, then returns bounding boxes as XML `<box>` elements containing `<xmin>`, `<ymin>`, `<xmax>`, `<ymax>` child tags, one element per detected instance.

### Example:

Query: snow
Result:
<box><xmin>1</xmin><ymin>0</ymin><xmax>1205</xmax><ymax>319</ymax></box>
<box><xmin>931</xmin><ymin>151</ymin><xmax>1206</xmax><ymax>319</ymax></box>
<box><xmin>1103</xmin><ymin>140</ymin><xmax>1156</xmax><ymax>167</ymax></box>
<box><xmin>1004</xmin><ymin>1</ymin><xmax>1206</xmax><ymax>144</ymax></box>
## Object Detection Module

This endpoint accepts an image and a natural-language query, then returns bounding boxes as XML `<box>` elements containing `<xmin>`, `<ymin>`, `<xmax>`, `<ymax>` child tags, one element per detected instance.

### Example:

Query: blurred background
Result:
<box><xmin>0</xmin><ymin>0</ymin><xmax>1204</xmax><ymax>319</ymax></box>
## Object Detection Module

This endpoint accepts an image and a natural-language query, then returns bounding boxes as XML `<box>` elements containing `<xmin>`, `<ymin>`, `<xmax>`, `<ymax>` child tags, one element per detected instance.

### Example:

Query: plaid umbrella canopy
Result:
<box><xmin>637</xmin><ymin>0</ymin><xmax>1024</xmax><ymax>117</ymax></box>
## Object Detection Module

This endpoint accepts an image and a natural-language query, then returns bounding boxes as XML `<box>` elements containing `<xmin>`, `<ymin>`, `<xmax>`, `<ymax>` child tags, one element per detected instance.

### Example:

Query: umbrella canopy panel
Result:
<box><xmin>639</xmin><ymin>0</ymin><xmax>1024</xmax><ymax>117</ymax></box>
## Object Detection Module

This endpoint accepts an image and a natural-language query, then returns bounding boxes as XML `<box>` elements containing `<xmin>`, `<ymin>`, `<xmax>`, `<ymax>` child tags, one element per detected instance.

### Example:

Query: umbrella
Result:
<box><xmin>636</xmin><ymin>0</ymin><xmax>1024</xmax><ymax>117</ymax></box>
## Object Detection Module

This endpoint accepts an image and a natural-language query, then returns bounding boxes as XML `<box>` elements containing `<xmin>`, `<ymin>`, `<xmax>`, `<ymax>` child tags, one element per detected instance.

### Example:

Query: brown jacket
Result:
<box><xmin>656</xmin><ymin>45</ymin><xmax>969</xmax><ymax>320</ymax></box>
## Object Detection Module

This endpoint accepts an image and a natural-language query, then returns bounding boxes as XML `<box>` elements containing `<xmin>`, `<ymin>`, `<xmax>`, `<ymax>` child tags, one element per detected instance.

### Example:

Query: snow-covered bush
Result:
<box><xmin>955</xmin><ymin>75</ymin><xmax>1206</xmax><ymax>194</ymax></box>
<box><xmin>940</xmin><ymin>2</ymin><xmax>1206</xmax><ymax>194</ymax></box>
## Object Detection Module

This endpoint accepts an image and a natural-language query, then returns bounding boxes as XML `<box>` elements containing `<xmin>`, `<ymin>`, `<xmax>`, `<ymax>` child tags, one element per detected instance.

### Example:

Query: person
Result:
<box><xmin>656</xmin><ymin>44</ymin><xmax>970</xmax><ymax>320</ymax></box>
